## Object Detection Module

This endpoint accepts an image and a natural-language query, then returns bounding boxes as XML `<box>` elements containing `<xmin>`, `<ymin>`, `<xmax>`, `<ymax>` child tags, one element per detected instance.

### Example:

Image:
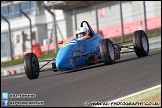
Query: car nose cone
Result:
<box><xmin>56</xmin><ymin>57</ymin><xmax>74</xmax><ymax>70</ymax></box>
<box><xmin>55</xmin><ymin>46</ymin><xmax>74</xmax><ymax>70</ymax></box>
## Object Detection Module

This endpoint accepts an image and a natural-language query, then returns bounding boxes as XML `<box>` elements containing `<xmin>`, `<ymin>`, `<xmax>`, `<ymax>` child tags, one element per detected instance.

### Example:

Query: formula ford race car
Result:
<box><xmin>24</xmin><ymin>21</ymin><xmax>149</xmax><ymax>80</ymax></box>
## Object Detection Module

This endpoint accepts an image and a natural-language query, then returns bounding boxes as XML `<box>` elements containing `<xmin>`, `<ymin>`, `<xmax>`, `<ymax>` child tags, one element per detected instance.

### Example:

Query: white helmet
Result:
<box><xmin>76</xmin><ymin>27</ymin><xmax>89</xmax><ymax>38</ymax></box>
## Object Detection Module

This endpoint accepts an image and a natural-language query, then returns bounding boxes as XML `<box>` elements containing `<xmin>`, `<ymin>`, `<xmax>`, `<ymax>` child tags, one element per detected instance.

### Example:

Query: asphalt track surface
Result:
<box><xmin>1</xmin><ymin>49</ymin><xmax>161</xmax><ymax>107</ymax></box>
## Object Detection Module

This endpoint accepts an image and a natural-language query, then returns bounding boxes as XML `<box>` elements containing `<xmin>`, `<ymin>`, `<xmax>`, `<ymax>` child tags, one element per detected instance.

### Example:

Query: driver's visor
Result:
<box><xmin>76</xmin><ymin>32</ymin><xmax>86</xmax><ymax>38</ymax></box>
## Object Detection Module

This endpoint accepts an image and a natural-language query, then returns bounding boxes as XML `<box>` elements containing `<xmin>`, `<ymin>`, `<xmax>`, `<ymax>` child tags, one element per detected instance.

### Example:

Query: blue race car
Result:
<box><xmin>24</xmin><ymin>21</ymin><xmax>149</xmax><ymax>80</ymax></box>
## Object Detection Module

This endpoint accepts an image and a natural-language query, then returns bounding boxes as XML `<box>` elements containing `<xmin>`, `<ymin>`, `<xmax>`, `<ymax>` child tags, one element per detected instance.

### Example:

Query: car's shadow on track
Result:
<box><xmin>116</xmin><ymin>51</ymin><xmax>161</xmax><ymax>64</ymax></box>
<box><xmin>38</xmin><ymin>63</ymin><xmax>105</xmax><ymax>79</ymax></box>
<box><xmin>38</xmin><ymin>51</ymin><xmax>160</xmax><ymax>79</ymax></box>
<box><xmin>86</xmin><ymin>51</ymin><xmax>159</xmax><ymax>68</ymax></box>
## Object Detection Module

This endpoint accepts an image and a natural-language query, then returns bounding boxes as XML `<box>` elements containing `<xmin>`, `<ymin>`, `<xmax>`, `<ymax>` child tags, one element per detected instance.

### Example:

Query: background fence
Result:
<box><xmin>1</xmin><ymin>1</ymin><xmax>161</xmax><ymax>62</ymax></box>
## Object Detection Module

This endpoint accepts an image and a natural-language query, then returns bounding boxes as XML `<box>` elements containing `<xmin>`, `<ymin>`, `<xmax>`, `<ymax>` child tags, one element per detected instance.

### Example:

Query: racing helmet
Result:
<box><xmin>76</xmin><ymin>27</ymin><xmax>89</xmax><ymax>38</ymax></box>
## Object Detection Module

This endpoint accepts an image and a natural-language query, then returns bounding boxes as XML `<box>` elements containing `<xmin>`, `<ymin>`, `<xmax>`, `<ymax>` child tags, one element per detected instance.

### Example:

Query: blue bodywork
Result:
<box><xmin>52</xmin><ymin>21</ymin><xmax>104</xmax><ymax>71</ymax></box>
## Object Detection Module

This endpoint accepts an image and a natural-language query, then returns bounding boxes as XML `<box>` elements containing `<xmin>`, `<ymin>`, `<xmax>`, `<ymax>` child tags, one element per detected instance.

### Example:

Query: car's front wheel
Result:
<box><xmin>24</xmin><ymin>53</ymin><xmax>40</xmax><ymax>79</ymax></box>
<box><xmin>100</xmin><ymin>39</ymin><xmax>115</xmax><ymax>65</ymax></box>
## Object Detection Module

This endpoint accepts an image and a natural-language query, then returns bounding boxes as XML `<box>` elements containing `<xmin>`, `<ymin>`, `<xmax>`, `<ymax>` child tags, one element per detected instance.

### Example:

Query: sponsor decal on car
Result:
<box><xmin>68</xmin><ymin>40</ymin><xmax>76</xmax><ymax>44</ymax></box>
<box><xmin>69</xmin><ymin>59</ymin><xmax>74</xmax><ymax>67</ymax></box>
<box><xmin>62</xmin><ymin>41</ymin><xmax>76</xmax><ymax>48</ymax></box>
<box><xmin>62</xmin><ymin>43</ymin><xmax>68</xmax><ymax>48</ymax></box>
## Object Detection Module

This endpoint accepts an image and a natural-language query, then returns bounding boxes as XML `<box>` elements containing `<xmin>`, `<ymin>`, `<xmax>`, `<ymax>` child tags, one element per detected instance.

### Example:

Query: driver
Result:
<box><xmin>76</xmin><ymin>27</ymin><xmax>89</xmax><ymax>38</ymax></box>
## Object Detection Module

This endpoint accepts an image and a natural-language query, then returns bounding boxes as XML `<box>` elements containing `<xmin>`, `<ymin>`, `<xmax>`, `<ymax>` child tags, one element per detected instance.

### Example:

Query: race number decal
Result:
<box><xmin>62</xmin><ymin>43</ymin><xmax>68</xmax><ymax>48</ymax></box>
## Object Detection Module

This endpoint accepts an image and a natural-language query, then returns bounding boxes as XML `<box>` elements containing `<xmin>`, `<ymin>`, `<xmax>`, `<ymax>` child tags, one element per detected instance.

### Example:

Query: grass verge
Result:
<box><xmin>106</xmin><ymin>86</ymin><xmax>161</xmax><ymax>107</ymax></box>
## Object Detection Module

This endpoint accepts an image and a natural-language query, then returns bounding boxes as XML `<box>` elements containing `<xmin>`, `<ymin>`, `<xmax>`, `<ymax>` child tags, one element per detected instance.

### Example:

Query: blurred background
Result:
<box><xmin>1</xmin><ymin>1</ymin><xmax>161</xmax><ymax>62</ymax></box>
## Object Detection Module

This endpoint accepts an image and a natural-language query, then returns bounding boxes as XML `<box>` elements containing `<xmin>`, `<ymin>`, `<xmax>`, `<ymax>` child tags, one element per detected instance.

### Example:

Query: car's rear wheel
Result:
<box><xmin>24</xmin><ymin>53</ymin><xmax>40</xmax><ymax>79</ymax></box>
<box><xmin>100</xmin><ymin>39</ymin><xmax>115</xmax><ymax>65</ymax></box>
<box><xmin>133</xmin><ymin>30</ymin><xmax>149</xmax><ymax>57</ymax></box>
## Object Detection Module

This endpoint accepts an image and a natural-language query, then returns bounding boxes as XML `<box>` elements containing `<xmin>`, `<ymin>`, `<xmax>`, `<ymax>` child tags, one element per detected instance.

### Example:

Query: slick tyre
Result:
<box><xmin>133</xmin><ymin>30</ymin><xmax>149</xmax><ymax>57</ymax></box>
<box><xmin>100</xmin><ymin>39</ymin><xmax>115</xmax><ymax>65</ymax></box>
<box><xmin>24</xmin><ymin>53</ymin><xmax>40</xmax><ymax>79</ymax></box>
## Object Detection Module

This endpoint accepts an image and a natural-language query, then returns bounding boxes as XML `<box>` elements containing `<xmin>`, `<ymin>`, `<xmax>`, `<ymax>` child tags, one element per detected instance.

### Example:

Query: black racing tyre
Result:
<box><xmin>24</xmin><ymin>53</ymin><xmax>40</xmax><ymax>79</ymax></box>
<box><xmin>133</xmin><ymin>30</ymin><xmax>149</xmax><ymax>57</ymax></box>
<box><xmin>100</xmin><ymin>39</ymin><xmax>115</xmax><ymax>65</ymax></box>
<box><xmin>52</xmin><ymin>62</ymin><xmax>58</xmax><ymax>72</ymax></box>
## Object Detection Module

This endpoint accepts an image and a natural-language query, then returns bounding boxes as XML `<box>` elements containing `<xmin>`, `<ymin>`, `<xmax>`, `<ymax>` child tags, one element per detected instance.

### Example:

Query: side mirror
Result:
<box><xmin>58</xmin><ymin>40</ymin><xmax>63</xmax><ymax>44</ymax></box>
<box><xmin>84</xmin><ymin>35</ymin><xmax>91</xmax><ymax>39</ymax></box>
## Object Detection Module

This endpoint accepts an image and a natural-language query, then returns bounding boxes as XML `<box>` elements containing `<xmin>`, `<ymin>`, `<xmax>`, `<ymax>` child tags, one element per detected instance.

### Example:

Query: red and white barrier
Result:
<box><xmin>3</xmin><ymin>68</ymin><xmax>25</xmax><ymax>76</ymax></box>
<box><xmin>8</xmin><ymin>70</ymin><xmax>17</xmax><ymax>75</ymax></box>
